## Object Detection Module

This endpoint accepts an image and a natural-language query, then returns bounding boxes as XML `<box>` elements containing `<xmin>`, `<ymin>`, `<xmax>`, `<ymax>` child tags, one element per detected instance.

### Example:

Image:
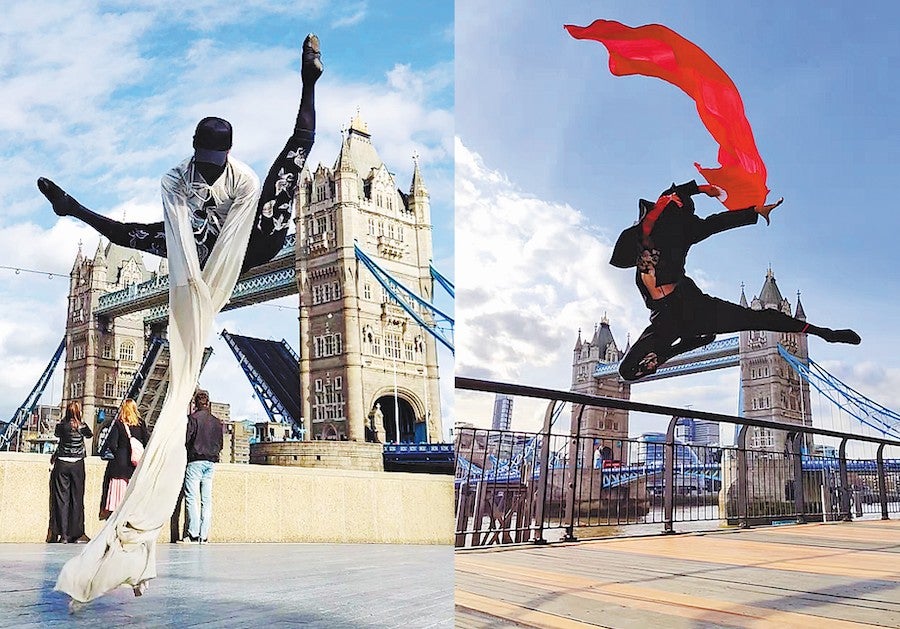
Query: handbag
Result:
<box><xmin>124</xmin><ymin>424</ymin><xmax>145</xmax><ymax>467</ymax></box>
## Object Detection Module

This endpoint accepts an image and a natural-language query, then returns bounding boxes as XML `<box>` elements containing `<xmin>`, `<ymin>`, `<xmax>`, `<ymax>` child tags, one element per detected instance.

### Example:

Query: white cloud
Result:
<box><xmin>455</xmin><ymin>138</ymin><xmax>637</xmax><ymax>386</ymax></box>
<box><xmin>330</xmin><ymin>1</ymin><xmax>368</xmax><ymax>29</ymax></box>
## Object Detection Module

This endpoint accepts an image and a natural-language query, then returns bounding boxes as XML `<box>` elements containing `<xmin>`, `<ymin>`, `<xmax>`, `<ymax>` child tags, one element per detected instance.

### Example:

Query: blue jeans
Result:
<box><xmin>184</xmin><ymin>460</ymin><xmax>215</xmax><ymax>540</ymax></box>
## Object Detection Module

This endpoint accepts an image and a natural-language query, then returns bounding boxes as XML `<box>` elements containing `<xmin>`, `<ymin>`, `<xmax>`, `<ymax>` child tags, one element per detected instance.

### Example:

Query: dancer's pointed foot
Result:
<box><xmin>301</xmin><ymin>33</ymin><xmax>323</xmax><ymax>83</ymax></box>
<box><xmin>820</xmin><ymin>328</ymin><xmax>861</xmax><ymax>345</ymax></box>
<box><xmin>68</xmin><ymin>598</ymin><xmax>85</xmax><ymax>614</ymax></box>
<box><xmin>133</xmin><ymin>580</ymin><xmax>149</xmax><ymax>597</ymax></box>
<box><xmin>37</xmin><ymin>177</ymin><xmax>76</xmax><ymax>217</ymax></box>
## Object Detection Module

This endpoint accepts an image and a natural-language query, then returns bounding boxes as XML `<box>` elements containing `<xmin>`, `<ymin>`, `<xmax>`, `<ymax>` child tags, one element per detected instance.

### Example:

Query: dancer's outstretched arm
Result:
<box><xmin>38</xmin><ymin>177</ymin><xmax>167</xmax><ymax>257</ymax></box>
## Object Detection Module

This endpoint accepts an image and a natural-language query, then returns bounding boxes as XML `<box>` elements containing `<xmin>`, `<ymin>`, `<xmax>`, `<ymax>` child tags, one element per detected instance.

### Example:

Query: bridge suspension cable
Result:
<box><xmin>430</xmin><ymin>262</ymin><xmax>454</xmax><ymax>299</ymax></box>
<box><xmin>354</xmin><ymin>244</ymin><xmax>454</xmax><ymax>353</ymax></box>
<box><xmin>778</xmin><ymin>345</ymin><xmax>900</xmax><ymax>441</ymax></box>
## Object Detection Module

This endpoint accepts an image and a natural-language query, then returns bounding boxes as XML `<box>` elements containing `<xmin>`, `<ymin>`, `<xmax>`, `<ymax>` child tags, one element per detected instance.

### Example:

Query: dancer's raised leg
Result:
<box><xmin>242</xmin><ymin>33</ymin><xmax>322</xmax><ymax>272</ymax></box>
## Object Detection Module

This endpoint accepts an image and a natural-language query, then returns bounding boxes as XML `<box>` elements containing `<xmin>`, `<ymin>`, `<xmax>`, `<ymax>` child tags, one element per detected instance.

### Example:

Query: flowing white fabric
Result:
<box><xmin>56</xmin><ymin>157</ymin><xmax>260</xmax><ymax>602</ymax></box>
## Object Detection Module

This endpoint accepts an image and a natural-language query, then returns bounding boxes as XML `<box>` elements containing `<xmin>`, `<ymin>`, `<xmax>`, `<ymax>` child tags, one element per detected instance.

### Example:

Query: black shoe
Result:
<box><xmin>301</xmin><ymin>33</ymin><xmax>323</xmax><ymax>83</ymax></box>
<box><xmin>822</xmin><ymin>328</ymin><xmax>861</xmax><ymax>345</ymax></box>
<box><xmin>37</xmin><ymin>177</ymin><xmax>75</xmax><ymax>217</ymax></box>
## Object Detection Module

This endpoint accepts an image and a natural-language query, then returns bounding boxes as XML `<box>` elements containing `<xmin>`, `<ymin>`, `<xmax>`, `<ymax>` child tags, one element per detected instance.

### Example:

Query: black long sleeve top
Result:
<box><xmin>611</xmin><ymin>181</ymin><xmax>759</xmax><ymax>308</ymax></box>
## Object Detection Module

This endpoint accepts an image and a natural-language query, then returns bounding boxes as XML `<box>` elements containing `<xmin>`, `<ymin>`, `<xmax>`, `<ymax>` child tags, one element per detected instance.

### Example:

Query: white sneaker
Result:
<box><xmin>176</xmin><ymin>536</ymin><xmax>200</xmax><ymax>544</ymax></box>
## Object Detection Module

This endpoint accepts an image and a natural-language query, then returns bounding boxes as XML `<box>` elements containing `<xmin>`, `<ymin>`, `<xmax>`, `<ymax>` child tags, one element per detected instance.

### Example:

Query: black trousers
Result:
<box><xmin>50</xmin><ymin>458</ymin><xmax>87</xmax><ymax>542</ymax></box>
<box><xmin>620</xmin><ymin>278</ymin><xmax>807</xmax><ymax>381</ymax></box>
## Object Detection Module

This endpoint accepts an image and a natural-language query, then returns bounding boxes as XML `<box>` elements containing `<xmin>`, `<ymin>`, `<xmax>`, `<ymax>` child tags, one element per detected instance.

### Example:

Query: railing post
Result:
<box><xmin>791</xmin><ymin>432</ymin><xmax>805</xmax><ymax>522</ymax></box>
<box><xmin>876</xmin><ymin>443</ymin><xmax>889</xmax><ymax>520</ymax></box>
<box><xmin>838</xmin><ymin>438</ymin><xmax>852</xmax><ymax>521</ymax></box>
<box><xmin>532</xmin><ymin>400</ymin><xmax>556</xmax><ymax>544</ymax></box>
<box><xmin>562</xmin><ymin>404</ymin><xmax>586</xmax><ymax>542</ymax></box>
<box><xmin>737</xmin><ymin>425</ymin><xmax>750</xmax><ymax>528</ymax></box>
<box><xmin>663</xmin><ymin>415</ymin><xmax>678</xmax><ymax>534</ymax></box>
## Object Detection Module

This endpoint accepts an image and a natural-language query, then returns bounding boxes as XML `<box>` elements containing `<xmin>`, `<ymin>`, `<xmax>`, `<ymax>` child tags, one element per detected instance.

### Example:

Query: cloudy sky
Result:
<box><xmin>0</xmin><ymin>1</ymin><xmax>454</xmax><ymax>433</ymax></box>
<box><xmin>455</xmin><ymin>0</ymin><xmax>900</xmax><ymax>442</ymax></box>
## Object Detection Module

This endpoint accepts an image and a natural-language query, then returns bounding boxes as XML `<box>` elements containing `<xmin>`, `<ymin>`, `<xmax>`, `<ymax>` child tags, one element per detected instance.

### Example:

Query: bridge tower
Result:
<box><xmin>739</xmin><ymin>267</ymin><xmax>812</xmax><ymax>452</ymax></box>
<box><xmin>570</xmin><ymin>316</ymin><xmax>630</xmax><ymax>458</ymax></box>
<box><xmin>295</xmin><ymin>113</ymin><xmax>442</xmax><ymax>443</ymax></box>
<box><xmin>62</xmin><ymin>241</ymin><xmax>161</xmax><ymax>439</ymax></box>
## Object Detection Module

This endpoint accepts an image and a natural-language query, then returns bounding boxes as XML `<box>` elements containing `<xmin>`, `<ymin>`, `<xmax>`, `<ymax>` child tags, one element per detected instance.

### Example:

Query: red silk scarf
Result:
<box><xmin>565</xmin><ymin>19</ymin><xmax>769</xmax><ymax>210</ymax></box>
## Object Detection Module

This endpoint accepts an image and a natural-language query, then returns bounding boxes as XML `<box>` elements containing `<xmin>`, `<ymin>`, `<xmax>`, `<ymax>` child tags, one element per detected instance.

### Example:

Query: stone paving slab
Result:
<box><xmin>456</xmin><ymin>520</ymin><xmax>900</xmax><ymax>628</ymax></box>
<box><xmin>0</xmin><ymin>543</ymin><xmax>453</xmax><ymax>628</ymax></box>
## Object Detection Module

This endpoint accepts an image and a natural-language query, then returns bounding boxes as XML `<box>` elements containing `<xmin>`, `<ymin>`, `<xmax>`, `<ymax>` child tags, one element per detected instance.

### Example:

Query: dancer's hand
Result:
<box><xmin>698</xmin><ymin>184</ymin><xmax>722</xmax><ymax>198</ymax></box>
<box><xmin>755</xmin><ymin>197</ymin><xmax>784</xmax><ymax>225</ymax></box>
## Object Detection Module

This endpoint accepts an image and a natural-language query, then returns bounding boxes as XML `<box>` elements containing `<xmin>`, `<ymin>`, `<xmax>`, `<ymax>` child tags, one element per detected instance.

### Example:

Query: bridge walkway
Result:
<box><xmin>0</xmin><ymin>543</ymin><xmax>452</xmax><ymax>628</ymax></box>
<box><xmin>456</xmin><ymin>519</ymin><xmax>900</xmax><ymax>628</ymax></box>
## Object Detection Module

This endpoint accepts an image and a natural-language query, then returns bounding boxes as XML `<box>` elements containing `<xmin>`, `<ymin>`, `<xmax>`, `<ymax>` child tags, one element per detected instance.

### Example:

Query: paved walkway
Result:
<box><xmin>456</xmin><ymin>519</ymin><xmax>900</xmax><ymax>628</ymax></box>
<box><xmin>0</xmin><ymin>543</ymin><xmax>453</xmax><ymax>628</ymax></box>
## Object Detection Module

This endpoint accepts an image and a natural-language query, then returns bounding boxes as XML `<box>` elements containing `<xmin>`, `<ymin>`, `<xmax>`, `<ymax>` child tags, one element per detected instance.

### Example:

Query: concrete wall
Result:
<box><xmin>0</xmin><ymin>452</ymin><xmax>453</xmax><ymax>544</ymax></box>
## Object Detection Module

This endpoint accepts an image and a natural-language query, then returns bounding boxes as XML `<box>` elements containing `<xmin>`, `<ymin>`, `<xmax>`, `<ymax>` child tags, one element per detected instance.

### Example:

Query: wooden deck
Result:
<box><xmin>456</xmin><ymin>519</ymin><xmax>900</xmax><ymax>628</ymax></box>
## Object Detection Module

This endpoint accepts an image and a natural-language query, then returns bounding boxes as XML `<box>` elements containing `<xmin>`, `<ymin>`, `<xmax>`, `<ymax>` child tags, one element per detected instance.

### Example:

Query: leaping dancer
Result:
<box><xmin>610</xmin><ymin>181</ymin><xmax>859</xmax><ymax>381</ymax></box>
<box><xmin>566</xmin><ymin>20</ymin><xmax>860</xmax><ymax>381</ymax></box>
<box><xmin>40</xmin><ymin>34</ymin><xmax>323</xmax><ymax>605</ymax></box>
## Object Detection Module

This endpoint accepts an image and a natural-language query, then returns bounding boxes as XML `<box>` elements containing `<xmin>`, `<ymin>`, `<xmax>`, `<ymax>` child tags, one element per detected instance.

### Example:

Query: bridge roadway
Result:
<box><xmin>456</xmin><ymin>518</ymin><xmax>900</xmax><ymax>628</ymax></box>
<box><xmin>0</xmin><ymin>542</ymin><xmax>453</xmax><ymax>628</ymax></box>
<box><xmin>95</xmin><ymin>234</ymin><xmax>298</xmax><ymax>322</ymax></box>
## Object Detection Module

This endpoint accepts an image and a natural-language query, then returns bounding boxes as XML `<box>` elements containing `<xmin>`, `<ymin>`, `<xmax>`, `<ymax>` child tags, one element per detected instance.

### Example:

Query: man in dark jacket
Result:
<box><xmin>179</xmin><ymin>390</ymin><xmax>223</xmax><ymax>543</ymax></box>
<box><xmin>611</xmin><ymin>180</ymin><xmax>861</xmax><ymax>381</ymax></box>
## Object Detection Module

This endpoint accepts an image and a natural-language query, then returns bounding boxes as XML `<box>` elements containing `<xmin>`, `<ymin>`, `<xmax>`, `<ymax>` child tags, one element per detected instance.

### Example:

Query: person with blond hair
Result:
<box><xmin>98</xmin><ymin>399</ymin><xmax>149</xmax><ymax>520</ymax></box>
<box><xmin>50</xmin><ymin>401</ymin><xmax>93</xmax><ymax>544</ymax></box>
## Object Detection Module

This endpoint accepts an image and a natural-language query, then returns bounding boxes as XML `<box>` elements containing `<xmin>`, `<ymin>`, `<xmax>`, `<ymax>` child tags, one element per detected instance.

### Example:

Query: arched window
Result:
<box><xmin>119</xmin><ymin>341</ymin><xmax>135</xmax><ymax>362</ymax></box>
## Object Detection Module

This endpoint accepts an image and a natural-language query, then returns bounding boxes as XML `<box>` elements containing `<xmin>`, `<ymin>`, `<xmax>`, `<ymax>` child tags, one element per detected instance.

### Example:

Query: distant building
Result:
<box><xmin>675</xmin><ymin>417</ymin><xmax>719</xmax><ymax>447</ymax></box>
<box><xmin>491</xmin><ymin>395</ymin><xmax>513</xmax><ymax>431</ymax></box>
<box><xmin>222</xmin><ymin>419</ymin><xmax>252</xmax><ymax>464</ymax></box>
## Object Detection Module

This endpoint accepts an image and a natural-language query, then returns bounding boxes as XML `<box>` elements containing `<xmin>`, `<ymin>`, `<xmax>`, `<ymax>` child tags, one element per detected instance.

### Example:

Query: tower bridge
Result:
<box><xmin>5</xmin><ymin>114</ymin><xmax>451</xmax><ymax>458</ymax></box>
<box><xmin>572</xmin><ymin>267</ymin><xmax>814</xmax><ymax>453</ymax></box>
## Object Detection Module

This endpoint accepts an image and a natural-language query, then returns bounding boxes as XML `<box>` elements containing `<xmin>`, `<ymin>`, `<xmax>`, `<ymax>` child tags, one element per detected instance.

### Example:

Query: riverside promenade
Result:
<box><xmin>456</xmin><ymin>519</ymin><xmax>900</xmax><ymax>628</ymax></box>
<box><xmin>0</xmin><ymin>543</ymin><xmax>453</xmax><ymax>628</ymax></box>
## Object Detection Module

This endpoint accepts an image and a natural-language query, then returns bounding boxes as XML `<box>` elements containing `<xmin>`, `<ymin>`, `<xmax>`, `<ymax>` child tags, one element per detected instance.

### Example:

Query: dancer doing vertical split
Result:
<box><xmin>611</xmin><ymin>181</ymin><xmax>861</xmax><ymax>381</ymax></box>
<box><xmin>45</xmin><ymin>34</ymin><xmax>323</xmax><ymax>605</ymax></box>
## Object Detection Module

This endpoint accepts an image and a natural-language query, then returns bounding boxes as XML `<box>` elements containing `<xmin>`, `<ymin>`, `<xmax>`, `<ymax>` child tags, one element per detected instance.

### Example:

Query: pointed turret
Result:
<box><xmin>794</xmin><ymin>291</ymin><xmax>806</xmax><ymax>320</ymax></box>
<box><xmin>574</xmin><ymin>328</ymin><xmax>583</xmax><ymax>351</ymax></box>
<box><xmin>739</xmin><ymin>282</ymin><xmax>748</xmax><ymax>308</ymax></box>
<box><xmin>591</xmin><ymin>316</ymin><xmax>617</xmax><ymax>358</ymax></box>
<box><xmin>757</xmin><ymin>266</ymin><xmax>784</xmax><ymax>309</ymax></box>
<box><xmin>409</xmin><ymin>154</ymin><xmax>428</xmax><ymax>198</ymax></box>
<box><xmin>336</xmin><ymin>131</ymin><xmax>355</xmax><ymax>173</ymax></box>
<box><xmin>93</xmin><ymin>239</ymin><xmax>106</xmax><ymax>267</ymax></box>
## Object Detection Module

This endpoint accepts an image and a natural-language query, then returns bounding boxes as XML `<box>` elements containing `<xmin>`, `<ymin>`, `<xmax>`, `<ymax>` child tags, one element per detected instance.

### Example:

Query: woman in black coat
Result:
<box><xmin>99</xmin><ymin>399</ymin><xmax>150</xmax><ymax>520</ymax></box>
<box><xmin>50</xmin><ymin>401</ymin><xmax>93</xmax><ymax>543</ymax></box>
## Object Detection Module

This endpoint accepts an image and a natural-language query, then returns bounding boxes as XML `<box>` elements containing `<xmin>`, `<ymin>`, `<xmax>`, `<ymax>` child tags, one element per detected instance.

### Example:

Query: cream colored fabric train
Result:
<box><xmin>56</xmin><ymin>156</ymin><xmax>260</xmax><ymax>603</ymax></box>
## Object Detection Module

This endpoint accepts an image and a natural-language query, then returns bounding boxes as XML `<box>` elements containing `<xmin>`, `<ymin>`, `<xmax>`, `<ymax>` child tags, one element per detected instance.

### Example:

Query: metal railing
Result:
<box><xmin>454</xmin><ymin>378</ymin><xmax>900</xmax><ymax>548</ymax></box>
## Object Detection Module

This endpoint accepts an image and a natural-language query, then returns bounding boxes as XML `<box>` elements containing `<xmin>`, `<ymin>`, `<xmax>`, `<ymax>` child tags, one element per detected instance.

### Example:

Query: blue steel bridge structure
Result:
<box><xmin>456</xmin><ymin>338</ymin><xmax>900</xmax><ymax>490</ymax></box>
<box><xmin>1</xmin><ymin>234</ymin><xmax>454</xmax><ymax>471</ymax></box>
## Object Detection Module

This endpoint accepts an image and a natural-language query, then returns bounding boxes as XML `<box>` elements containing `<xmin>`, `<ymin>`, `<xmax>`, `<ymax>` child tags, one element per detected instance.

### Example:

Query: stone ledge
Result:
<box><xmin>0</xmin><ymin>452</ymin><xmax>452</xmax><ymax>544</ymax></box>
<box><xmin>250</xmin><ymin>440</ymin><xmax>384</xmax><ymax>471</ymax></box>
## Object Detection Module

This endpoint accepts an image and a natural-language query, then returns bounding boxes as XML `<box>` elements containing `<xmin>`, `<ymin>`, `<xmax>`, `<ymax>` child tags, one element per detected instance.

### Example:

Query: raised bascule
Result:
<box><xmin>3</xmin><ymin>114</ymin><xmax>453</xmax><ymax>472</ymax></box>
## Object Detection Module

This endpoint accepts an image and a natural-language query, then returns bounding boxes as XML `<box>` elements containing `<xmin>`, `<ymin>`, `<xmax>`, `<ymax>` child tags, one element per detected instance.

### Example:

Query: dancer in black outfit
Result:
<box><xmin>611</xmin><ymin>180</ymin><xmax>861</xmax><ymax>381</ymax></box>
<box><xmin>37</xmin><ymin>34</ymin><xmax>323</xmax><ymax>274</ymax></box>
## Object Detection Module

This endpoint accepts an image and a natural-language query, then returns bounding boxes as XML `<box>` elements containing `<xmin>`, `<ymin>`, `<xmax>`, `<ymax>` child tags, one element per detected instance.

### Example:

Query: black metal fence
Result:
<box><xmin>454</xmin><ymin>378</ymin><xmax>900</xmax><ymax>548</ymax></box>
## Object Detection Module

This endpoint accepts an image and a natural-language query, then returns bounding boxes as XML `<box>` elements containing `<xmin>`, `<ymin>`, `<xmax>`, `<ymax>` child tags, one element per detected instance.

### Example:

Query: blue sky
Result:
<box><xmin>455</xmin><ymin>0</ymin><xmax>900</xmax><ymax>440</ymax></box>
<box><xmin>0</xmin><ymin>1</ymin><xmax>453</xmax><ymax>430</ymax></box>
